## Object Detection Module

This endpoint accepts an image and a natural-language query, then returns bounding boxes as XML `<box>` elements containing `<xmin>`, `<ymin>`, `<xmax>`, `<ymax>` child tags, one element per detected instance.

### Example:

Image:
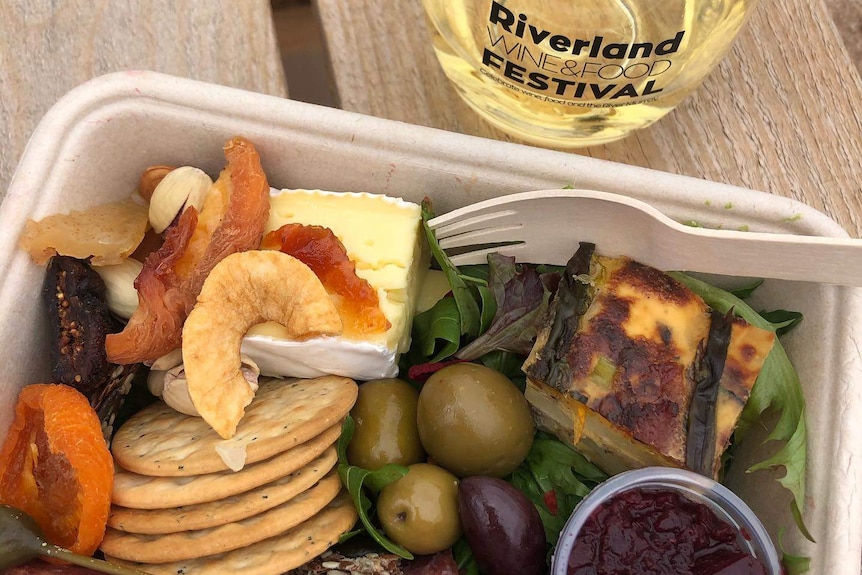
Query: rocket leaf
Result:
<box><xmin>508</xmin><ymin>435</ymin><xmax>607</xmax><ymax>545</ymax></box>
<box><xmin>421</xmin><ymin>199</ymin><xmax>482</xmax><ymax>338</ymax></box>
<box><xmin>412</xmin><ymin>296</ymin><xmax>461</xmax><ymax>362</ymax></box>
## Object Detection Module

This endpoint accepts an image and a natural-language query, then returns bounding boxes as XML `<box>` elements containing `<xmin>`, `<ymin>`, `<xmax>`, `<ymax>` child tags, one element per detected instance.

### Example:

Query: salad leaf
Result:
<box><xmin>779</xmin><ymin>529</ymin><xmax>812</xmax><ymax>575</ymax></box>
<box><xmin>668</xmin><ymin>272</ymin><xmax>811</xmax><ymax>540</ymax></box>
<box><xmin>729</xmin><ymin>278</ymin><xmax>764</xmax><ymax>300</ymax></box>
<box><xmin>452</xmin><ymin>537</ymin><xmax>480</xmax><ymax>575</ymax></box>
<box><xmin>336</xmin><ymin>416</ymin><xmax>414</xmax><ymax>559</ymax></box>
<box><xmin>456</xmin><ymin>253</ymin><xmax>553</xmax><ymax>360</ymax></box>
<box><xmin>759</xmin><ymin>309</ymin><xmax>804</xmax><ymax>336</ymax></box>
<box><xmin>412</xmin><ymin>296</ymin><xmax>461</xmax><ymax>362</ymax></box>
<box><xmin>478</xmin><ymin>349</ymin><xmax>527</xmax><ymax>392</ymax></box>
<box><xmin>458</xmin><ymin>265</ymin><xmax>490</xmax><ymax>284</ymax></box>
<box><xmin>509</xmin><ymin>435</ymin><xmax>607</xmax><ymax>545</ymax></box>
<box><xmin>476</xmin><ymin>284</ymin><xmax>497</xmax><ymax>333</ymax></box>
<box><xmin>421</xmin><ymin>199</ymin><xmax>482</xmax><ymax>338</ymax></box>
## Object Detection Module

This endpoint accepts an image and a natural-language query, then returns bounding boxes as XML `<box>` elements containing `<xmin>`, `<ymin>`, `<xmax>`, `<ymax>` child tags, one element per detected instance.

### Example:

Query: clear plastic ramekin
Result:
<box><xmin>551</xmin><ymin>467</ymin><xmax>782</xmax><ymax>575</ymax></box>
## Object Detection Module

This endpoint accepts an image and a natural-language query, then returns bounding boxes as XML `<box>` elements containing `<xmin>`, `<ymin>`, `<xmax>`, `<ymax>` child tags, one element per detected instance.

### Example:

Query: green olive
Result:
<box><xmin>417</xmin><ymin>363</ymin><xmax>534</xmax><ymax>477</ymax></box>
<box><xmin>377</xmin><ymin>463</ymin><xmax>461</xmax><ymax>555</ymax></box>
<box><xmin>347</xmin><ymin>378</ymin><xmax>425</xmax><ymax>470</ymax></box>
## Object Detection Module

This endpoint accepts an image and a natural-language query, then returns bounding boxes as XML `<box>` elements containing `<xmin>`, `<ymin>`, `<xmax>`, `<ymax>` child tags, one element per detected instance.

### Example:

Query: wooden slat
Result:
<box><xmin>314</xmin><ymin>0</ymin><xmax>862</xmax><ymax>237</ymax></box>
<box><xmin>0</xmin><ymin>0</ymin><xmax>287</xmax><ymax>199</ymax></box>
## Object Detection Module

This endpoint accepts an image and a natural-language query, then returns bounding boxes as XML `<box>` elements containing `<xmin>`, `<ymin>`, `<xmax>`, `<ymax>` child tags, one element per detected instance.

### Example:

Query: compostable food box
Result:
<box><xmin>1</xmin><ymin>71</ymin><xmax>860</xmax><ymax>574</ymax></box>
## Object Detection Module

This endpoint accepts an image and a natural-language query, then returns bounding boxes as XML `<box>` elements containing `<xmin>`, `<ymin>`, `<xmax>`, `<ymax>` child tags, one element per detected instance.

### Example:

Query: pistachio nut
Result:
<box><xmin>147</xmin><ymin>354</ymin><xmax>261</xmax><ymax>417</ymax></box>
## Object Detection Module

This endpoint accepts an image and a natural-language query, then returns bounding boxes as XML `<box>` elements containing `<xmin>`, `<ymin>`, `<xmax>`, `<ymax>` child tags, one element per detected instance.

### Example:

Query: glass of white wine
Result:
<box><xmin>422</xmin><ymin>0</ymin><xmax>758</xmax><ymax>147</ymax></box>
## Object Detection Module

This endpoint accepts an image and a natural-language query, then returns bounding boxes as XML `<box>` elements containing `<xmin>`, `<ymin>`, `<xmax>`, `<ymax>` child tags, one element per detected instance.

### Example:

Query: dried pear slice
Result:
<box><xmin>19</xmin><ymin>198</ymin><xmax>149</xmax><ymax>266</ymax></box>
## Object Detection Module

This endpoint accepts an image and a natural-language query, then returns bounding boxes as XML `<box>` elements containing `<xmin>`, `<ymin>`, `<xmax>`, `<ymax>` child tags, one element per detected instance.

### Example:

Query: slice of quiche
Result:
<box><xmin>522</xmin><ymin>243</ymin><xmax>775</xmax><ymax>478</ymax></box>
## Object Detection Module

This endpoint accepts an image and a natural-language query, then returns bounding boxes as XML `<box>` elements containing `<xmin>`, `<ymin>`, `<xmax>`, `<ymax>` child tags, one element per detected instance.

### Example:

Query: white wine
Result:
<box><xmin>422</xmin><ymin>0</ymin><xmax>758</xmax><ymax>146</ymax></box>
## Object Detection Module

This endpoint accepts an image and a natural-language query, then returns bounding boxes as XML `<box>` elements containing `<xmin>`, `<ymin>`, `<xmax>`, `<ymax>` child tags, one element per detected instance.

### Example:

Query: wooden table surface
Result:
<box><xmin>315</xmin><ymin>0</ymin><xmax>862</xmax><ymax>238</ymax></box>
<box><xmin>0</xmin><ymin>0</ymin><xmax>287</xmax><ymax>201</ymax></box>
<box><xmin>2</xmin><ymin>0</ymin><xmax>862</xmax><ymax>244</ymax></box>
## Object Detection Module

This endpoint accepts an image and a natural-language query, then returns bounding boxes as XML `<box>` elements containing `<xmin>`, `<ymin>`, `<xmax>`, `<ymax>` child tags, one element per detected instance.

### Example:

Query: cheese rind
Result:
<box><xmin>242</xmin><ymin>189</ymin><xmax>427</xmax><ymax>380</ymax></box>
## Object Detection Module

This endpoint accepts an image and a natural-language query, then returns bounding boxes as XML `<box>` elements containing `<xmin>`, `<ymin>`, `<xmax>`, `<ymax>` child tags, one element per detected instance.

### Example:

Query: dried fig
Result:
<box><xmin>43</xmin><ymin>256</ymin><xmax>115</xmax><ymax>396</ymax></box>
<box><xmin>42</xmin><ymin>255</ymin><xmax>139</xmax><ymax>442</ymax></box>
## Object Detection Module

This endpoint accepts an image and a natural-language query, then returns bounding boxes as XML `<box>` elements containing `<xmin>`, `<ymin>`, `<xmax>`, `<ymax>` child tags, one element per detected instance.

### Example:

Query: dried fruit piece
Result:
<box><xmin>89</xmin><ymin>364</ymin><xmax>139</xmax><ymax>442</ymax></box>
<box><xmin>0</xmin><ymin>384</ymin><xmax>114</xmax><ymax>556</ymax></box>
<box><xmin>42</xmin><ymin>256</ymin><xmax>139</xmax><ymax>442</ymax></box>
<box><xmin>42</xmin><ymin>256</ymin><xmax>114</xmax><ymax>398</ymax></box>
<box><xmin>183</xmin><ymin>250</ymin><xmax>342</xmax><ymax>439</ymax></box>
<box><xmin>106</xmin><ymin>137</ymin><xmax>271</xmax><ymax>365</ymax></box>
<box><xmin>19</xmin><ymin>198</ymin><xmax>149</xmax><ymax>266</ymax></box>
<box><xmin>106</xmin><ymin>207</ymin><xmax>197</xmax><ymax>364</ymax></box>
<box><xmin>262</xmin><ymin>224</ymin><xmax>390</xmax><ymax>338</ymax></box>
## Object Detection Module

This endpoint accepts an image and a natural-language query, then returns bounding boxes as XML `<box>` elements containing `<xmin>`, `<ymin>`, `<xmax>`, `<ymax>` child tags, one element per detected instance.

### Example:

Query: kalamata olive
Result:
<box><xmin>347</xmin><ymin>378</ymin><xmax>425</xmax><ymax>470</ymax></box>
<box><xmin>458</xmin><ymin>476</ymin><xmax>547</xmax><ymax>575</ymax></box>
<box><xmin>416</xmin><ymin>363</ymin><xmax>534</xmax><ymax>477</ymax></box>
<box><xmin>377</xmin><ymin>463</ymin><xmax>462</xmax><ymax>555</ymax></box>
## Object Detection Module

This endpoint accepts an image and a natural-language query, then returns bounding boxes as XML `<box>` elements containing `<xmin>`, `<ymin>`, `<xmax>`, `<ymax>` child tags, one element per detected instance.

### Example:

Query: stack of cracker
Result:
<box><xmin>100</xmin><ymin>375</ymin><xmax>359</xmax><ymax>575</ymax></box>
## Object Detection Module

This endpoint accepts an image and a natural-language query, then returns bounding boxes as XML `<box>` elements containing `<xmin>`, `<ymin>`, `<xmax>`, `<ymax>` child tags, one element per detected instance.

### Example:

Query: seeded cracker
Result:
<box><xmin>109</xmin><ymin>447</ymin><xmax>338</xmax><ymax>532</ymax></box>
<box><xmin>111</xmin><ymin>425</ymin><xmax>340</xmax><ymax>509</ymax></box>
<box><xmin>101</xmin><ymin>472</ymin><xmax>342</xmax><ymax>562</ymax></box>
<box><xmin>111</xmin><ymin>376</ymin><xmax>357</xmax><ymax>476</ymax></box>
<box><xmin>104</xmin><ymin>493</ymin><xmax>358</xmax><ymax>575</ymax></box>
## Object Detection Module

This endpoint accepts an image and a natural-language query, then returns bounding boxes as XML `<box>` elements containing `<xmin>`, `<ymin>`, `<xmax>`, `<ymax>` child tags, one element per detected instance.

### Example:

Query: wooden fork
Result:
<box><xmin>427</xmin><ymin>189</ymin><xmax>862</xmax><ymax>287</ymax></box>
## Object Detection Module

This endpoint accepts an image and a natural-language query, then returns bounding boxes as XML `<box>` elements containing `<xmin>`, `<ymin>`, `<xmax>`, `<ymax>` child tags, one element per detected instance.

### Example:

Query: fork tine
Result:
<box><xmin>438</xmin><ymin>223</ymin><xmax>523</xmax><ymax>249</ymax></box>
<box><xmin>447</xmin><ymin>243</ymin><xmax>529</xmax><ymax>266</ymax></box>
<box><xmin>430</xmin><ymin>209</ymin><xmax>518</xmax><ymax>239</ymax></box>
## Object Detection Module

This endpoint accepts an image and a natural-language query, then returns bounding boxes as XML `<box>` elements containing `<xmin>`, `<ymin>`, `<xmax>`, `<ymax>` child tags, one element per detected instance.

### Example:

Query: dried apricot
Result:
<box><xmin>0</xmin><ymin>384</ymin><xmax>113</xmax><ymax>556</ymax></box>
<box><xmin>262</xmin><ymin>223</ymin><xmax>390</xmax><ymax>338</ymax></box>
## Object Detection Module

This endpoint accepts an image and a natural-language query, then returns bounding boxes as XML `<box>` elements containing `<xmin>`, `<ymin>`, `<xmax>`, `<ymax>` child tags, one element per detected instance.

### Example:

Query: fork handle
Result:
<box><xmin>661</xmin><ymin>230</ymin><xmax>862</xmax><ymax>288</ymax></box>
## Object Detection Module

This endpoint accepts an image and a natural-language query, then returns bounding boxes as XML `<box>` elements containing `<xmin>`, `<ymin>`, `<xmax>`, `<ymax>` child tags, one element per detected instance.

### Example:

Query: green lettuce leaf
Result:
<box><xmin>667</xmin><ymin>272</ymin><xmax>811</xmax><ymax>541</ymax></box>
<box><xmin>759</xmin><ymin>309</ymin><xmax>804</xmax><ymax>336</ymax></box>
<box><xmin>336</xmin><ymin>416</ymin><xmax>413</xmax><ymax>559</ymax></box>
<box><xmin>452</xmin><ymin>537</ymin><xmax>480</xmax><ymax>575</ymax></box>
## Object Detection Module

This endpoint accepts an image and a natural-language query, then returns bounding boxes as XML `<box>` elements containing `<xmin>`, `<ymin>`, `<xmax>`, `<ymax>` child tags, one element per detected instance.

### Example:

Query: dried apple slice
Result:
<box><xmin>105</xmin><ymin>136</ymin><xmax>271</xmax><ymax>364</ymax></box>
<box><xmin>182</xmin><ymin>250</ymin><xmax>343</xmax><ymax>439</ymax></box>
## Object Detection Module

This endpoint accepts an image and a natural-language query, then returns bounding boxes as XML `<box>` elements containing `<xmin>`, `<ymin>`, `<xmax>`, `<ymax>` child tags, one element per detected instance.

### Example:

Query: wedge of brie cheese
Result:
<box><xmin>241</xmin><ymin>189</ymin><xmax>428</xmax><ymax>380</ymax></box>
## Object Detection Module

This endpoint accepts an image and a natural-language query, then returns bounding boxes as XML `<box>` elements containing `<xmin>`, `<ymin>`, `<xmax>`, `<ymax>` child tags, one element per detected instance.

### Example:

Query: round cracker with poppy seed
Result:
<box><xmin>112</xmin><ymin>376</ymin><xmax>357</xmax><ymax>476</ymax></box>
<box><xmin>100</xmin><ymin>472</ymin><xmax>342</xmax><ymax>563</ymax></box>
<box><xmin>109</xmin><ymin>446</ymin><xmax>338</xmax><ymax>532</ymax></box>
<box><xmin>111</xmin><ymin>424</ymin><xmax>341</xmax><ymax>509</ymax></box>
<box><xmin>104</xmin><ymin>492</ymin><xmax>358</xmax><ymax>575</ymax></box>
